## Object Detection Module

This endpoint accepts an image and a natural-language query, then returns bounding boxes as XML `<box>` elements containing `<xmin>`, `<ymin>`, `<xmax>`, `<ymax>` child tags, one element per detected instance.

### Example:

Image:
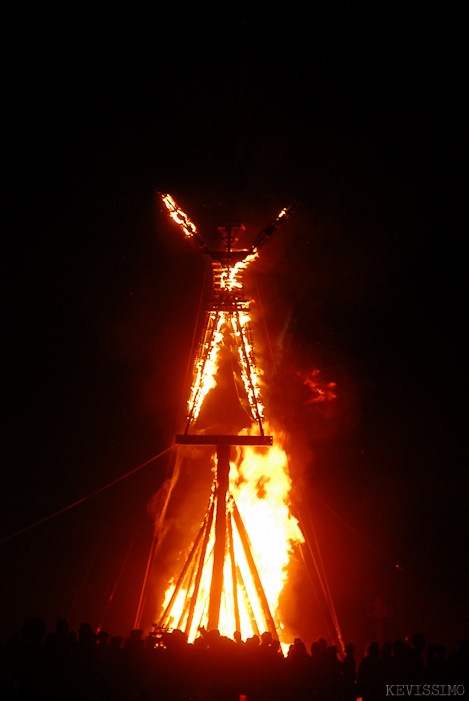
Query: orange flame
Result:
<box><xmin>187</xmin><ymin>312</ymin><xmax>226</xmax><ymax>422</ymax></box>
<box><xmin>231</xmin><ymin>423</ymin><xmax>304</xmax><ymax>611</ymax></box>
<box><xmin>300</xmin><ymin>369</ymin><xmax>337</xmax><ymax>403</ymax></box>
<box><xmin>158</xmin><ymin>192</ymin><xmax>307</xmax><ymax>648</ymax></box>
<box><xmin>216</xmin><ymin>251</ymin><xmax>259</xmax><ymax>293</ymax></box>
<box><xmin>160</xmin><ymin>423</ymin><xmax>303</xmax><ymax>648</ymax></box>
<box><xmin>160</xmin><ymin>193</ymin><xmax>199</xmax><ymax>239</ymax></box>
<box><xmin>187</xmin><ymin>310</ymin><xmax>264</xmax><ymax>427</ymax></box>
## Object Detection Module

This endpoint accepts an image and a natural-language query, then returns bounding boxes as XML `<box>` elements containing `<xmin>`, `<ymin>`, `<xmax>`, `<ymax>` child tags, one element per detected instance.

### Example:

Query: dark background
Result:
<box><xmin>2</xmin><ymin>6</ymin><xmax>467</xmax><ymax>654</ymax></box>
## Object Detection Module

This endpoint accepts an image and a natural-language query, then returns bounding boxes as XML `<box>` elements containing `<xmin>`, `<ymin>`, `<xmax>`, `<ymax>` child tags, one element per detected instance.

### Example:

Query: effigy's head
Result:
<box><xmin>217</xmin><ymin>224</ymin><xmax>245</xmax><ymax>249</ymax></box>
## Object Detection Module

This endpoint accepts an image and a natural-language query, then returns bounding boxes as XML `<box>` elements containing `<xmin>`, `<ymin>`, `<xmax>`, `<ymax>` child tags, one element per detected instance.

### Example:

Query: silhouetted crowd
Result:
<box><xmin>1</xmin><ymin>618</ymin><xmax>467</xmax><ymax>700</ymax></box>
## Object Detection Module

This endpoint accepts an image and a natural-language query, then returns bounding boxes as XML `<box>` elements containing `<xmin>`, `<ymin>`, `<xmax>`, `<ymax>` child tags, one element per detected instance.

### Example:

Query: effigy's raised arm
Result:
<box><xmin>159</xmin><ymin>191</ymin><xmax>210</xmax><ymax>254</ymax></box>
<box><xmin>249</xmin><ymin>200</ymin><xmax>299</xmax><ymax>254</ymax></box>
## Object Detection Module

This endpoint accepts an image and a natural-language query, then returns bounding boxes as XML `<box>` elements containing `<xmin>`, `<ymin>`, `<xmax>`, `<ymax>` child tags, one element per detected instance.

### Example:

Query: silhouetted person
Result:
<box><xmin>448</xmin><ymin>638</ymin><xmax>469</xmax><ymax>687</ymax></box>
<box><xmin>310</xmin><ymin>637</ymin><xmax>328</xmax><ymax>698</ymax></box>
<box><xmin>44</xmin><ymin>618</ymin><xmax>73</xmax><ymax>669</ymax></box>
<box><xmin>427</xmin><ymin>643</ymin><xmax>449</xmax><ymax>685</ymax></box>
<box><xmin>0</xmin><ymin>640</ymin><xmax>17</xmax><ymax>701</ymax></box>
<box><xmin>286</xmin><ymin>638</ymin><xmax>310</xmax><ymax>701</ymax></box>
<box><xmin>17</xmin><ymin>617</ymin><xmax>47</xmax><ymax>698</ymax></box>
<box><xmin>233</xmin><ymin>630</ymin><xmax>244</xmax><ymax>646</ymax></box>
<box><xmin>408</xmin><ymin>631</ymin><xmax>427</xmax><ymax>683</ymax></box>
<box><xmin>256</xmin><ymin>631</ymin><xmax>285</xmax><ymax>700</ymax></box>
<box><xmin>43</xmin><ymin>618</ymin><xmax>75</xmax><ymax>698</ymax></box>
<box><xmin>342</xmin><ymin>643</ymin><xmax>357</xmax><ymax>700</ymax></box>
<box><xmin>357</xmin><ymin>641</ymin><xmax>384</xmax><ymax>701</ymax></box>
<box><xmin>390</xmin><ymin>638</ymin><xmax>411</xmax><ymax>683</ymax></box>
<box><xmin>123</xmin><ymin>628</ymin><xmax>145</xmax><ymax>653</ymax></box>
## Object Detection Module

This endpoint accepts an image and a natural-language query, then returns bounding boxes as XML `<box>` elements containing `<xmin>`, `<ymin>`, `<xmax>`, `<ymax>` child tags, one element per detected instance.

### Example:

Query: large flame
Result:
<box><xmin>301</xmin><ymin>369</ymin><xmax>337</xmax><ymax>403</ymax></box>
<box><xmin>160</xmin><ymin>423</ymin><xmax>303</xmax><ymax>646</ymax></box>
<box><xmin>160</xmin><ymin>193</ymin><xmax>199</xmax><ymax>239</ymax></box>
<box><xmin>187</xmin><ymin>309</ymin><xmax>265</xmax><ymax>427</ymax></box>
<box><xmin>214</xmin><ymin>251</ymin><xmax>259</xmax><ymax>293</ymax></box>
<box><xmin>230</xmin><ymin>423</ymin><xmax>304</xmax><ymax>618</ymax></box>
<box><xmin>187</xmin><ymin>311</ymin><xmax>226</xmax><ymax>423</ymax></box>
<box><xmin>158</xmin><ymin>192</ymin><xmax>307</xmax><ymax>647</ymax></box>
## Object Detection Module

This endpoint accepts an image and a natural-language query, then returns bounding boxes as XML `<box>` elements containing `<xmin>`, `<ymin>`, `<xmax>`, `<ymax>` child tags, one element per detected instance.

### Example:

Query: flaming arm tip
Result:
<box><xmin>159</xmin><ymin>190</ymin><xmax>210</xmax><ymax>254</ymax></box>
<box><xmin>250</xmin><ymin>199</ymin><xmax>300</xmax><ymax>253</ymax></box>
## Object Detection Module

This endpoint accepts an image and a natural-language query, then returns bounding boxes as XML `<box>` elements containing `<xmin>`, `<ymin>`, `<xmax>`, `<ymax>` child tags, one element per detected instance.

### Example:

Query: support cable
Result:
<box><xmin>228</xmin><ymin>513</ymin><xmax>241</xmax><ymax>633</ymax></box>
<box><xmin>298</xmin><ymin>507</ymin><xmax>345</xmax><ymax>656</ymax></box>
<box><xmin>253</xmin><ymin>275</ymin><xmax>284</xmax><ymax>406</ymax></box>
<box><xmin>309</xmin><ymin>519</ymin><xmax>345</xmax><ymax>655</ymax></box>
<box><xmin>233</xmin><ymin>309</ymin><xmax>264</xmax><ymax>435</ymax></box>
<box><xmin>0</xmin><ymin>446</ymin><xmax>173</xmax><ymax>545</ymax></box>
<box><xmin>134</xmin><ymin>519</ymin><xmax>162</xmax><ymax>630</ymax></box>
<box><xmin>313</xmin><ymin>493</ymin><xmax>405</xmax><ymax>571</ymax></box>
<box><xmin>297</xmin><ymin>538</ymin><xmax>337</xmax><ymax>646</ymax></box>
<box><xmin>135</xmin><ymin>265</ymin><xmax>211</xmax><ymax>630</ymax></box>
<box><xmin>179</xmin><ymin>262</ymin><xmax>209</xmax><ymax>431</ymax></box>
<box><xmin>185</xmin><ymin>496</ymin><xmax>215</xmax><ymax>637</ymax></box>
<box><xmin>231</xmin><ymin>498</ymin><xmax>278</xmax><ymax>638</ymax></box>
<box><xmin>158</xmin><ymin>496</ymin><xmax>213</xmax><ymax>628</ymax></box>
<box><xmin>99</xmin><ymin>539</ymin><xmax>135</xmax><ymax>632</ymax></box>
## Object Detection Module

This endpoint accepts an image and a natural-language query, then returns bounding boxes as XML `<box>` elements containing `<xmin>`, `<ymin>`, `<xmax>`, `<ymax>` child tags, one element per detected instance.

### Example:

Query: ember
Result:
<box><xmin>301</xmin><ymin>369</ymin><xmax>337</xmax><ymax>403</ymax></box>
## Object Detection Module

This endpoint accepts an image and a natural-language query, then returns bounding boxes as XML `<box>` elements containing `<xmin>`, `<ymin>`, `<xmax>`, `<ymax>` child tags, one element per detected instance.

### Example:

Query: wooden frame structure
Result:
<box><xmin>156</xmin><ymin>194</ymin><xmax>296</xmax><ymax>640</ymax></box>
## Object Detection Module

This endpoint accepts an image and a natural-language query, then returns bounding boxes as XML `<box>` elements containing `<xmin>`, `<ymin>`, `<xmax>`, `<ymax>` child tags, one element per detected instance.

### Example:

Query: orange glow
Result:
<box><xmin>215</xmin><ymin>251</ymin><xmax>259</xmax><ymax>293</ymax></box>
<box><xmin>231</xmin><ymin>424</ymin><xmax>304</xmax><ymax>625</ymax></box>
<box><xmin>300</xmin><ymin>368</ymin><xmax>337</xmax><ymax>403</ymax></box>
<box><xmin>187</xmin><ymin>311</ymin><xmax>226</xmax><ymax>423</ymax></box>
<box><xmin>157</xmin><ymin>192</ymin><xmax>310</xmax><ymax>649</ymax></box>
<box><xmin>160</xmin><ymin>423</ymin><xmax>303</xmax><ymax>648</ymax></box>
<box><xmin>160</xmin><ymin>193</ymin><xmax>199</xmax><ymax>239</ymax></box>
<box><xmin>186</xmin><ymin>310</ymin><xmax>264</xmax><ymax>426</ymax></box>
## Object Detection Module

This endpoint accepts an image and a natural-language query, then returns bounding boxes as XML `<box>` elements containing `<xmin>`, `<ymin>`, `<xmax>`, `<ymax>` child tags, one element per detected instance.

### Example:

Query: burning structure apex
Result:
<box><xmin>159</xmin><ymin>191</ymin><xmax>298</xmax><ymax>436</ymax></box>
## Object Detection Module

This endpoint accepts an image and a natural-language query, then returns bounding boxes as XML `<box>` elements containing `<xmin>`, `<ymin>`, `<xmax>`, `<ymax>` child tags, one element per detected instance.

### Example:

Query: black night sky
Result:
<box><xmin>2</xmin><ymin>7</ymin><xmax>467</xmax><ymax>654</ymax></box>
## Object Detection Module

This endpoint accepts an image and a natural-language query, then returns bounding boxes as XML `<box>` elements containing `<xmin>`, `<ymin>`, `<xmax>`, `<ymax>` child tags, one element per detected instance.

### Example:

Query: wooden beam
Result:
<box><xmin>184</xmin><ymin>498</ymin><xmax>215</xmax><ymax>637</ymax></box>
<box><xmin>231</xmin><ymin>499</ymin><xmax>278</xmax><ymax>639</ymax></box>
<box><xmin>176</xmin><ymin>434</ymin><xmax>272</xmax><ymax>446</ymax></box>
<box><xmin>207</xmin><ymin>444</ymin><xmax>230</xmax><ymax>631</ymax></box>
<box><xmin>228</xmin><ymin>513</ymin><xmax>241</xmax><ymax>634</ymax></box>
<box><xmin>158</xmin><ymin>503</ymin><xmax>209</xmax><ymax>628</ymax></box>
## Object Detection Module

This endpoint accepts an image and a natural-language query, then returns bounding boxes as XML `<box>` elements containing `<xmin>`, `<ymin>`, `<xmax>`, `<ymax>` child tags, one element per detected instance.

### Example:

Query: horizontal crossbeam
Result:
<box><xmin>175</xmin><ymin>434</ymin><xmax>273</xmax><ymax>446</ymax></box>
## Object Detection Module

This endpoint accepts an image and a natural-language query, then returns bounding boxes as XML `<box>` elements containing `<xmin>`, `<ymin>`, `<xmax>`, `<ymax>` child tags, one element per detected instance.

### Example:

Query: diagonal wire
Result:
<box><xmin>134</xmin><ymin>265</ymin><xmax>209</xmax><ymax>628</ymax></box>
<box><xmin>253</xmin><ymin>273</ymin><xmax>286</xmax><ymax>419</ymax></box>
<box><xmin>0</xmin><ymin>446</ymin><xmax>174</xmax><ymax>544</ymax></box>
<box><xmin>313</xmin><ymin>493</ymin><xmax>405</xmax><ymax>572</ymax></box>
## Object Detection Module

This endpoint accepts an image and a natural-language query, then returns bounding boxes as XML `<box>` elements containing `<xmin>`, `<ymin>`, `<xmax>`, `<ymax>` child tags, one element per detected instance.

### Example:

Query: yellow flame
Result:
<box><xmin>186</xmin><ymin>310</ymin><xmax>264</xmax><ymax>426</ymax></box>
<box><xmin>215</xmin><ymin>251</ymin><xmax>259</xmax><ymax>293</ymax></box>
<box><xmin>231</xmin><ymin>424</ymin><xmax>303</xmax><ymax>617</ymax></box>
<box><xmin>231</xmin><ymin>312</ymin><xmax>264</xmax><ymax>420</ymax></box>
<box><xmin>159</xmin><ymin>192</ymin><xmax>305</xmax><ymax>648</ymax></box>
<box><xmin>160</xmin><ymin>424</ymin><xmax>303</xmax><ymax>647</ymax></box>
<box><xmin>161</xmin><ymin>193</ymin><xmax>199</xmax><ymax>239</ymax></box>
<box><xmin>301</xmin><ymin>369</ymin><xmax>337</xmax><ymax>403</ymax></box>
<box><xmin>187</xmin><ymin>312</ymin><xmax>226</xmax><ymax>422</ymax></box>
